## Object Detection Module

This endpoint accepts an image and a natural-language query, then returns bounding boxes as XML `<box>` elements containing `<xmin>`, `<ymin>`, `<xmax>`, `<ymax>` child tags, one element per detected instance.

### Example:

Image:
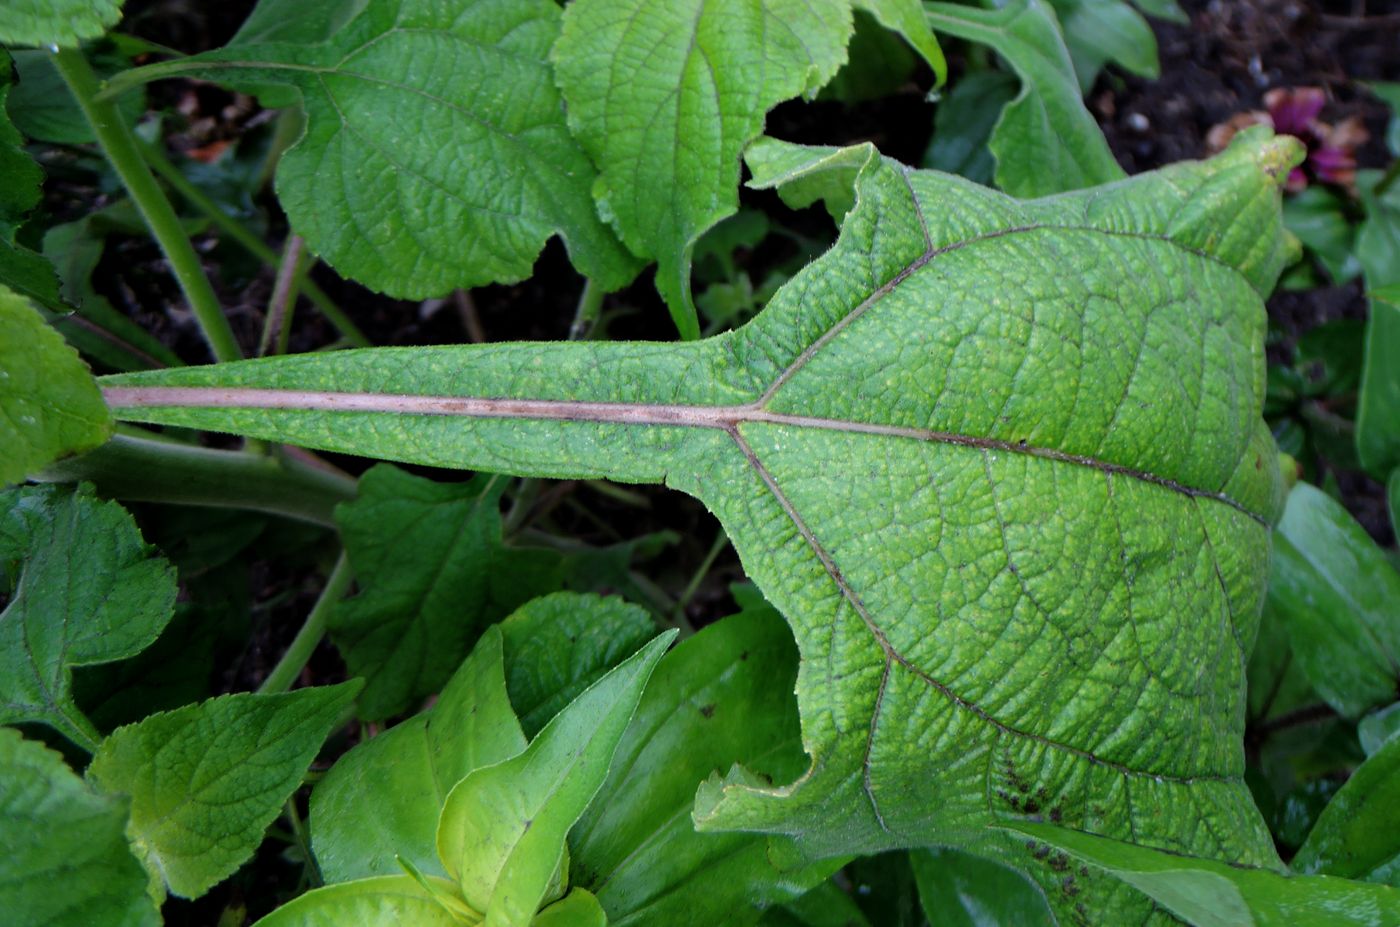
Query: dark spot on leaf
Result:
<box><xmin>1050</xmin><ymin>806</ymin><xmax>1063</xmax><ymax>823</ymax></box>
<box><xmin>699</xmin><ymin>703</ymin><xmax>715</xmax><ymax>718</ymax></box>
<box><xmin>1049</xmin><ymin>852</ymin><xmax>1070</xmax><ymax>873</ymax></box>
<box><xmin>739</xmin><ymin>650</ymin><xmax>749</xmax><ymax>661</ymax></box>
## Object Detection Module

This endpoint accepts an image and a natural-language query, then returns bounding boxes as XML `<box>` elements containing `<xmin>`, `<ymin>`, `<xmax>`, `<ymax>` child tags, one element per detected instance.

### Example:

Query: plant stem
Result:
<box><xmin>259</xmin><ymin>234</ymin><xmax>307</xmax><ymax>356</ymax></box>
<box><xmin>259</xmin><ymin>551</ymin><xmax>353</xmax><ymax>695</ymax></box>
<box><xmin>140</xmin><ymin>140</ymin><xmax>371</xmax><ymax>348</ymax></box>
<box><xmin>34</xmin><ymin>431</ymin><xmax>357</xmax><ymax>528</ymax></box>
<box><xmin>53</xmin><ymin>48</ymin><xmax>243</xmax><ymax>363</ymax></box>
<box><xmin>673</xmin><ymin>531</ymin><xmax>729</xmax><ymax>626</ymax></box>
<box><xmin>569</xmin><ymin>277</ymin><xmax>605</xmax><ymax>340</ymax></box>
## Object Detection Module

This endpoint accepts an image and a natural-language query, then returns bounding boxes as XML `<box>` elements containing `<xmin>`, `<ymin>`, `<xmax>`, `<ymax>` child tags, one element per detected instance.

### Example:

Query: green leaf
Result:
<box><xmin>1005</xmin><ymin>821</ymin><xmax>1400</xmax><ymax>927</ymax></box>
<box><xmin>1283</xmin><ymin>186</ymin><xmax>1360</xmax><ymax>283</ymax></box>
<box><xmin>0</xmin><ymin>727</ymin><xmax>158</xmax><ymax>927</ymax></box>
<box><xmin>925</xmin><ymin>0</ymin><xmax>1125</xmax><ymax>197</ymax></box>
<box><xmin>760</xmin><ymin>880</ymin><xmax>872</xmax><ymax>927</ymax></box>
<box><xmin>331</xmin><ymin>464</ymin><xmax>561</xmax><ymax>720</ymax></box>
<box><xmin>500</xmin><ymin>591</ymin><xmax>655</xmax><ymax>738</ymax></box>
<box><xmin>1355</xmin><ymin>170</ymin><xmax>1400</xmax><ymax>477</ymax></box>
<box><xmin>1269</xmin><ymin>482</ymin><xmax>1400</xmax><ymax>719</ymax></box>
<box><xmin>852</xmin><ymin>0</ymin><xmax>947</xmax><ymax>84</ymax></box>
<box><xmin>0</xmin><ymin>285</ymin><xmax>113</xmax><ymax>484</ymax></box>
<box><xmin>553</xmin><ymin>0</ymin><xmax>851</xmax><ymax>339</ymax></box>
<box><xmin>1359</xmin><ymin>702</ymin><xmax>1400</xmax><ymax>758</ymax></box>
<box><xmin>1130</xmin><ymin>0</ymin><xmax>1187</xmax><ymax>23</ymax></box>
<box><xmin>437</xmin><ymin>632</ymin><xmax>674</xmax><ymax>926</ymax></box>
<box><xmin>0</xmin><ymin>54</ymin><xmax>60</xmax><ymax>309</ymax></box>
<box><xmin>311</xmin><ymin>626</ymin><xmax>526</xmax><ymax>883</ymax></box>
<box><xmin>229</xmin><ymin>0</ymin><xmax>369</xmax><ymax>46</ymax></box>
<box><xmin>909</xmin><ymin>847</ymin><xmax>1055</xmax><ymax>927</ymax></box>
<box><xmin>6</xmin><ymin>47</ymin><xmax>143</xmax><ymax>145</ymax></box>
<box><xmin>0</xmin><ymin>485</ymin><xmax>175</xmax><ymax>749</ymax></box>
<box><xmin>922</xmin><ymin>70</ymin><xmax>1019</xmax><ymax>186</ymax></box>
<box><xmin>1368</xmin><ymin>82</ymin><xmax>1400</xmax><ymax>156</ymax></box>
<box><xmin>108</xmin><ymin>0</ymin><xmax>640</xmax><ymax>300</ymax></box>
<box><xmin>532</xmin><ymin>889</ymin><xmax>607</xmax><ymax>927</ymax></box>
<box><xmin>86</xmin><ymin>681</ymin><xmax>362</xmax><ymax>899</ymax></box>
<box><xmin>1050</xmin><ymin>0</ymin><xmax>1159</xmax><ymax>92</ymax></box>
<box><xmin>0</xmin><ymin>0</ymin><xmax>123</xmax><ymax>49</ymax></box>
<box><xmin>250</xmin><ymin>874</ymin><xmax>463</xmax><ymax>927</ymax></box>
<box><xmin>1292</xmin><ymin>734</ymin><xmax>1400</xmax><ymax>885</ymax></box>
<box><xmin>101</xmin><ymin>130</ymin><xmax>1299</xmax><ymax>924</ymax></box>
<box><xmin>570</xmin><ymin>603</ymin><xmax>827</xmax><ymax>927</ymax></box>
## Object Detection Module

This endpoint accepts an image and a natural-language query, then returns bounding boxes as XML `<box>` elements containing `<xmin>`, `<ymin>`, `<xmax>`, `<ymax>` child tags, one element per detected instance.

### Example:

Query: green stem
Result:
<box><xmin>259</xmin><ymin>551</ymin><xmax>353</xmax><ymax>695</ymax></box>
<box><xmin>259</xmin><ymin>234</ymin><xmax>307</xmax><ymax>356</ymax></box>
<box><xmin>58</xmin><ymin>706</ymin><xmax>102</xmax><ymax>754</ymax></box>
<box><xmin>673</xmin><ymin>531</ymin><xmax>729</xmax><ymax>625</ymax></box>
<box><xmin>34</xmin><ymin>431</ymin><xmax>357</xmax><ymax>528</ymax></box>
<box><xmin>54</xmin><ymin>48</ymin><xmax>243</xmax><ymax>363</ymax></box>
<box><xmin>569</xmin><ymin>278</ymin><xmax>605</xmax><ymax>340</ymax></box>
<box><xmin>140</xmin><ymin>140</ymin><xmax>372</xmax><ymax>348</ymax></box>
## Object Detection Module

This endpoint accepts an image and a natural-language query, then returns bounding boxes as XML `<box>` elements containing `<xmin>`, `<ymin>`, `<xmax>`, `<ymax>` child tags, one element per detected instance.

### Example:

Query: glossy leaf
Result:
<box><xmin>87</xmin><ymin>681</ymin><xmax>362</xmax><ymax>899</ymax></box>
<box><xmin>1357</xmin><ymin>281</ymin><xmax>1400</xmax><ymax>478</ymax></box>
<box><xmin>0</xmin><ymin>485</ymin><xmax>175</xmax><ymax>748</ymax></box>
<box><xmin>500</xmin><ymin>591</ymin><xmax>655</xmax><ymax>738</ymax></box>
<box><xmin>1269</xmin><ymin>482</ymin><xmax>1400</xmax><ymax>719</ymax></box>
<box><xmin>1359</xmin><ymin>702</ymin><xmax>1400</xmax><ymax>758</ymax></box>
<box><xmin>925</xmin><ymin>0</ymin><xmax>1124</xmax><ymax>197</ymax></box>
<box><xmin>0</xmin><ymin>0</ymin><xmax>123</xmax><ymax>49</ymax></box>
<box><xmin>0</xmin><ymin>727</ymin><xmax>158</xmax><ymax>927</ymax></box>
<box><xmin>0</xmin><ymin>285</ymin><xmax>112</xmax><ymax>484</ymax></box>
<box><xmin>761</xmin><ymin>881</ymin><xmax>872</xmax><ymax>927</ymax></box>
<box><xmin>1292</xmin><ymin>733</ymin><xmax>1400</xmax><ymax>885</ymax></box>
<box><xmin>250</xmin><ymin>874</ymin><xmax>463</xmax><ymax>927</ymax></box>
<box><xmin>102</xmin><ymin>130</ymin><xmax>1298</xmax><ymax>924</ymax></box>
<box><xmin>922</xmin><ymin>70</ymin><xmax>1019</xmax><ymax>186</ymax></box>
<box><xmin>109</xmin><ymin>0</ymin><xmax>640</xmax><ymax>300</ymax></box>
<box><xmin>909</xmin><ymin>847</ymin><xmax>1055</xmax><ymax>927</ymax></box>
<box><xmin>1050</xmin><ymin>0</ymin><xmax>1158</xmax><ymax>92</ymax></box>
<box><xmin>1283</xmin><ymin>186</ymin><xmax>1360</xmax><ymax>283</ymax></box>
<box><xmin>311</xmin><ymin>626</ymin><xmax>527</xmax><ymax>883</ymax></box>
<box><xmin>571</xmin><ymin>604</ymin><xmax>828</xmax><ymax>927</ymax></box>
<box><xmin>331</xmin><ymin>464</ymin><xmax>561</xmax><ymax>719</ymax></box>
<box><xmin>1007</xmin><ymin>821</ymin><xmax>1400</xmax><ymax>927</ymax></box>
<box><xmin>532</xmin><ymin>889</ymin><xmax>607</xmax><ymax>927</ymax></box>
<box><xmin>437</xmin><ymin>632</ymin><xmax>674</xmax><ymax>926</ymax></box>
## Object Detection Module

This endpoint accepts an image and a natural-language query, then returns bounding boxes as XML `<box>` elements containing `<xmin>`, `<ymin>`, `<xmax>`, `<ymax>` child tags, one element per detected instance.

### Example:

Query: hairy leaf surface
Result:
<box><xmin>0</xmin><ymin>0</ymin><xmax>123</xmax><ymax>49</ymax></box>
<box><xmin>108</xmin><ymin>0</ymin><xmax>641</xmax><ymax>299</ymax></box>
<box><xmin>0</xmin><ymin>727</ymin><xmax>157</xmax><ymax>927</ymax></box>
<box><xmin>102</xmin><ymin>130</ymin><xmax>1298</xmax><ymax>923</ymax></box>
<box><xmin>87</xmin><ymin>682</ymin><xmax>362</xmax><ymax>899</ymax></box>
<box><xmin>0</xmin><ymin>485</ymin><xmax>174</xmax><ymax>748</ymax></box>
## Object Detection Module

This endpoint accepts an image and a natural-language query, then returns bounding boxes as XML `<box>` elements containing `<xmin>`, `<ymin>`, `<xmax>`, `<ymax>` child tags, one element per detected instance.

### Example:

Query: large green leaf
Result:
<box><xmin>910</xmin><ymin>847</ymin><xmax>1055</xmax><ymax>926</ymax></box>
<box><xmin>1007</xmin><ymin>821</ymin><xmax>1400</xmax><ymax>926</ymax></box>
<box><xmin>1049</xmin><ymin>0</ymin><xmax>1159</xmax><ymax>92</ymax></box>
<box><xmin>1355</xmin><ymin>168</ymin><xmax>1400</xmax><ymax>478</ymax></box>
<box><xmin>310</xmin><ymin>626</ymin><xmax>527</xmax><ymax>883</ymax></box>
<box><xmin>249</xmin><ymin>874</ymin><xmax>463</xmax><ymax>927</ymax></box>
<box><xmin>437</xmin><ymin>632</ymin><xmax>674</xmax><ymax>926</ymax></box>
<box><xmin>101</xmin><ymin>130</ymin><xmax>1298</xmax><ymax>923</ymax></box>
<box><xmin>552</xmin><ymin>0</ymin><xmax>943</xmax><ymax>338</ymax></box>
<box><xmin>87</xmin><ymin>682</ymin><xmax>362</xmax><ymax>900</ymax></box>
<box><xmin>570</xmin><ymin>601</ymin><xmax>829</xmax><ymax>927</ymax></box>
<box><xmin>0</xmin><ymin>55</ymin><xmax>59</xmax><ymax>308</ymax></box>
<box><xmin>1292</xmin><ymin>733</ymin><xmax>1400</xmax><ymax>885</ymax></box>
<box><xmin>1269</xmin><ymin>482</ymin><xmax>1400</xmax><ymax>719</ymax></box>
<box><xmin>925</xmin><ymin>0</ymin><xmax>1125</xmax><ymax>197</ymax></box>
<box><xmin>0</xmin><ymin>727</ymin><xmax>157</xmax><ymax>927</ymax></box>
<box><xmin>0</xmin><ymin>286</ymin><xmax>112</xmax><ymax>484</ymax></box>
<box><xmin>0</xmin><ymin>0</ymin><xmax>123</xmax><ymax>49</ymax></box>
<box><xmin>331</xmin><ymin>464</ymin><xmax>561</xmax><ymax>720</ymax></box>
<box><xmin>106</xmin><ymin>0</ymin><xmax>640</xmax><ymax>300</ymax></box>
<box><xmin>0</xmin><ymin>485</ymin><xmax>175</xmax><ymax>749</ymax></box>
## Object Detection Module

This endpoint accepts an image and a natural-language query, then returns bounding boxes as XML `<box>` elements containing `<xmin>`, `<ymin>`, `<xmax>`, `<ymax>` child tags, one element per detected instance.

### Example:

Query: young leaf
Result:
<box><xmin>925</xmin><ymin>0</ymin><xmax>1125</xmax><ymax>197</ymax></box>
<box><xmin>1005</xmin><ymin>821</ymin><xmax>1400</xmax><ymax>926</ymax></box>
<box><xmin>0</xmin><ymin>285</ymin><xmax>113</xmax><ymax>484</ymax></box>
<box><xmin>0</xmin><ymin>727</ymin><xmax>158</xmax><ymax>927</ymax></box>
<box><xmin>0</xmin><ymin>485</ymin><xmax>175</xmax><ymax>749</ymax></box>
<box><xmin>0</xmin><ymin>54</ymin><xmax>60</xmax><ymax>308</ymax></box>
<box><xmin>1291</xmin><ymin>728</ymin><xmax>1400</xmax><ymax>883</ymax></box>
<box><xmin>106</xmin><ymin>0</ymin><xmax>640</xmax><ymax>300</ymax></box>
<box><xmin>1269</xmin><ymin>482</ymin><xmax>1400</xmax><ymax>719</ymax></box>
<box><xmin>437</xmin><ymin>632</ymin><xmax>675</xmax><ymax>926</ymax></box>
<box><xmin>249</xmin><ymin>874</ymin><xmax>463</xmax><ymax>927</ymax></box>
<box><xmin>0</xmin><ymin>0</ymin><xmax>123</xmax><ymax>49</ymax></box>
<box><xmin>311</xmin><ymin>626</ymin><xmax>526</xmax><ymax>883</ymax></box>
<box><xmin>532</xmin><ymin>889</ymin><xmax>607</xmax><ymax>927</ymax></box>
<box><xmin>909</xmin><ymin>847</ymin><xmax>1055</xmax><ymax>927</ymax></box>
<box><xmin>570</xmin><ymin>603</ymin><xmax>826</xmax><ymax>927</ymax></box>
<box><xmin>499</xmin><ymin>591</ymin><xmax>656</xmax><ymax>737</ymax></box>
<box><xmin>86</xmin><ymin>681</ymin><xmax>362</xmax><ymax>899</ymax></box>
<box><xmin>331</xmin><ymin>464</ymin><xmax>561</xmax><ymax>720</ymax></box>
<box><xmin>102</xmin><ymin>130</ymin><xmax>1299</xmax><ymax>924</ymax></box>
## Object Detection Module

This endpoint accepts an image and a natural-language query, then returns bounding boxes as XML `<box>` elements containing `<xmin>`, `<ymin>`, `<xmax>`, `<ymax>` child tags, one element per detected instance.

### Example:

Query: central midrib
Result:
<box><xmin>100</xmin><ymin>385</ymin><xmax>1263</xmax><ymax>523</ymax></box>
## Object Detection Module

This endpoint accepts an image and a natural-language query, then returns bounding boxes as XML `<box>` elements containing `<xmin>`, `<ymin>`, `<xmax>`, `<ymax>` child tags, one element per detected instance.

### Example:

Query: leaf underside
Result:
<box><xmin>102</xmin><ymin>130</ymin><xmax>1300</xmax><ymax>924</ymax></box>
